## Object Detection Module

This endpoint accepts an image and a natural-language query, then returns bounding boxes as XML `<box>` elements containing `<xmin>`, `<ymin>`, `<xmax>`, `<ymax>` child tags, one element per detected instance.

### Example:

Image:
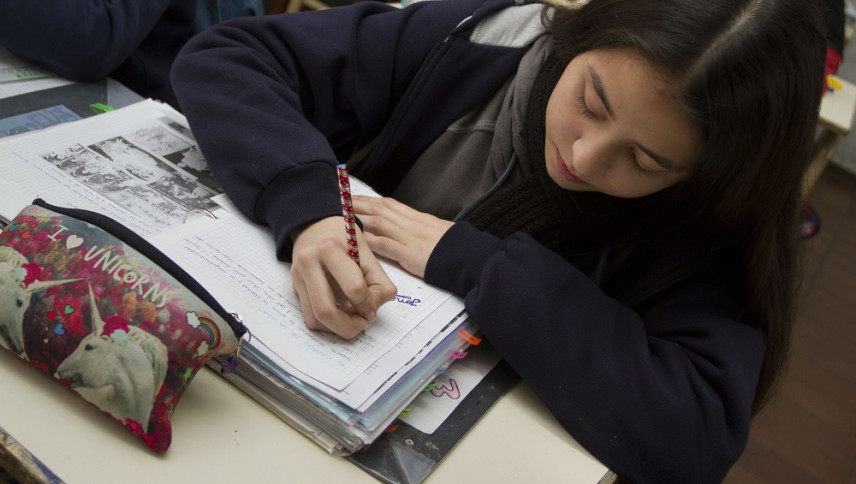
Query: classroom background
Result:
<box><xmin>2</xmin><ymin>0</ymin><xmax>856</xmax><ymax>483</ymax></box>
<box><xmin>722</xmin><ymin>1</ymin><xmax>856</xmax><ymax>481</ymax></box>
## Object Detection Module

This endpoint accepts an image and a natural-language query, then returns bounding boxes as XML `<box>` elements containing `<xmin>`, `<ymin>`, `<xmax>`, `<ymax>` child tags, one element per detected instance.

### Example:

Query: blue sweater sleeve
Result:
<box><xmin>172</xmin><ymin>0</ymin><xmax>484</xmax><ymax>260</ymax></box>
<box><xmin>426</xmin><ymin>222</ymin><xmax>766</xmax><ymax>483</ymax></box>
<box><xmin>0</xmin><ymin>1</ymin><xmax>172</xmax><ymax>81</ymax></box>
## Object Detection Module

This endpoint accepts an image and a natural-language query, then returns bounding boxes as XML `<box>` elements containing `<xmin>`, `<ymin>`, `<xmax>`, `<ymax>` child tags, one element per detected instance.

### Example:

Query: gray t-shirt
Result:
<box><xmin>390</xmin><ymin>33</ymin><xmax>552</xmax><ymax>220</ymax></box>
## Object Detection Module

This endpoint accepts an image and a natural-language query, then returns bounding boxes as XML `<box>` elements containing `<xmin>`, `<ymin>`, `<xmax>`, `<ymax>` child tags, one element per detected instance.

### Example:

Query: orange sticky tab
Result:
<box><xmin>458</xmin><ymin>329</ymin><xmax>482</xmax><ymax>345</ymax></box>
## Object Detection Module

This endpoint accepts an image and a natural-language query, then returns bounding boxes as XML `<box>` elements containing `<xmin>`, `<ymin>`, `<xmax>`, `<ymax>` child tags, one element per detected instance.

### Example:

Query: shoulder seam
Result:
<box><xmin>469</xmin><ymin>3</ymin><xmax>547</xmax><ymax>48</ymax></box>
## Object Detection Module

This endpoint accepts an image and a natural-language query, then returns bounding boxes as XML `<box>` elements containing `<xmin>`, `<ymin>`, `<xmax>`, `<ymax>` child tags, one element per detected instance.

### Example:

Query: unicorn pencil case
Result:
<box><xmin>0</xmin><ymin>199</ymin><xmax>247</xmax><ymax>453</ymax></box>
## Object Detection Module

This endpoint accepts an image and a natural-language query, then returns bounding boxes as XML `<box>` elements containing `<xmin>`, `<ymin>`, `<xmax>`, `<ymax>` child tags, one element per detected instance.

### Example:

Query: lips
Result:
<box><xmin>555</xmin><ymin>150</ymin><xmax>588</xmax><ymax>185</ymax></box>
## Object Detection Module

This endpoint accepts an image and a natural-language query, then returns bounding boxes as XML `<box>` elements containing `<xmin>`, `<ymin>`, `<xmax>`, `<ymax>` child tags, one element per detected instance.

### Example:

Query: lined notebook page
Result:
<box><xmin>150</xmin><ymin>206</ymin><xmax>461</xmax><ymax>392</ymax></box>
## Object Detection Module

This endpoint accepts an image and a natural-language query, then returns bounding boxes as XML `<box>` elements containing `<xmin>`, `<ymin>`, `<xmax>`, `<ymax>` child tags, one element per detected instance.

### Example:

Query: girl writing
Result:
<box><xmin>171</xmin><ymin>0</ymin><xmax>826</xmax><ymax>480</ymax></box>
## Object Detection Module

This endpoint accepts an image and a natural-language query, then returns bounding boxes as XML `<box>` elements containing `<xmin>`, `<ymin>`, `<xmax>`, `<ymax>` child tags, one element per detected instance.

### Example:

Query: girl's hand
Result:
<box><xmin>290</xmin><ymin>216</ymin><xmax>397</xmax><ymax>339</ymax></box>
<box><xmin>353</xmin><ymin>195</ymin><xmax>454</xmax><ymax>278</ymax></box>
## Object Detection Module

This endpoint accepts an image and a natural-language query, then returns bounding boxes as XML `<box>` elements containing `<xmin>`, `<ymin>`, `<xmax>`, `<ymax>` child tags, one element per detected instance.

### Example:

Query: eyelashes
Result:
<box><xmin>576</xmin><ymin>95</ymin><xmax>597</xmax><ymax>120</ymax></box>
<box><xmin>575</xmin><ymin>93</ymin><xmax>656</xmax><ymax>176</ymax></box>
<box><xmin>629</xmin><ymin>155</ymin><xmax>656</xmax><ymax>176</ymax></box>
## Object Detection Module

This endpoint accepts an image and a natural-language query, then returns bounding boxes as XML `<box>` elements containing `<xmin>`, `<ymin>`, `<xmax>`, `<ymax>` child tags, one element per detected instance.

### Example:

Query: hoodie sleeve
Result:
<box><xmin>425</xmin><ymin>222</ymin><xmax>766</xmax><ymax>483</ymax></box>
<box><xmin>0</xmin><ymin>1</ymin><xmax>172</xmax><ymax>81</ymax></box>
<box><xmin>171</xmin><ymin>0</ymin><xmax>486</xmax><ymax>260</ymax></box>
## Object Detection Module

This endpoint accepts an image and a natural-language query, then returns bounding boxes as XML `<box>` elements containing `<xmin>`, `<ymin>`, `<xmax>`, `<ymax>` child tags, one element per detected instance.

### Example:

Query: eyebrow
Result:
<box><xmin>588</xmin><ymin>65</ymin><xmax>614</xmax><ymax>118</ymax></box>
<box><xmin>588</xmin><ymin>64</ymin><xmax>679</xmax><ymax>172</ymax></box>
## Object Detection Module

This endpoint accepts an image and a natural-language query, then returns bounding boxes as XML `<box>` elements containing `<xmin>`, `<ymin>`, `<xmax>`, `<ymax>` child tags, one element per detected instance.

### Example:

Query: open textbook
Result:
<box><xmin>0</xmin><ymin>99</ymin><xmax>505</xmax><ymax>465</ymax></box>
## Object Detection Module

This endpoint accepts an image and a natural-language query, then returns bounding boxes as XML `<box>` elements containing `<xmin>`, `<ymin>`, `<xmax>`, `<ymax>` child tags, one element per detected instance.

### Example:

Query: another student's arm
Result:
<box><xmin>0</xmin><ymin>1</ymin><xmax>172</xmax><ymax>80</ymax></box>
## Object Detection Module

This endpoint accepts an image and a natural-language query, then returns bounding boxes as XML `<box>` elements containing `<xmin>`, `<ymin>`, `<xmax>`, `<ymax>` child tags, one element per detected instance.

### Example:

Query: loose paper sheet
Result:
<box><xmin>0</xmin><ymin>47</ymin><xmax>74</xmax><ymax>99</ymax></box>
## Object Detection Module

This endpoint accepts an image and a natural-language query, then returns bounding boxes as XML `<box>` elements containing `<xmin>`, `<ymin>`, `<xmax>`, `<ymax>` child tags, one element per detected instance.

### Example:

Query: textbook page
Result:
<box><xmin>0</xmin><ymin>179</ymin><xmax>30</xmax><ymax>225</ymax></box>
<box><xmin>0</xmin><ymin>99</ymin><xmax>220</xmax><ymax>235</ymax></box>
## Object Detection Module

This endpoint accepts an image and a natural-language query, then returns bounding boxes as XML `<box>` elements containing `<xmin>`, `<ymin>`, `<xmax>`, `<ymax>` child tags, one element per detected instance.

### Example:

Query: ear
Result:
<box><xmin>0</xmin><ymin>247</ymin><xmax>27</xmax><ymax>266</ymax></box>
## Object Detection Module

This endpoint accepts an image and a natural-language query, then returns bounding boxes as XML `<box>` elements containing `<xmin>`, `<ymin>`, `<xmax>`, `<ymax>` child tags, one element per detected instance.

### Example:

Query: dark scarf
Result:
<box><xmin>464</xmin><ymin>58</ymin><xmax>675</xmax><ymax>275</ymax></box>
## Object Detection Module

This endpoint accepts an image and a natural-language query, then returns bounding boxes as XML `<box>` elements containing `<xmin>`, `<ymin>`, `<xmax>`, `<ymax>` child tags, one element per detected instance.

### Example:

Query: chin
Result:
<box><xmin>551</xmin><ymin>174</ymin><xmax>596</xmax><ymax>192</ymax></box>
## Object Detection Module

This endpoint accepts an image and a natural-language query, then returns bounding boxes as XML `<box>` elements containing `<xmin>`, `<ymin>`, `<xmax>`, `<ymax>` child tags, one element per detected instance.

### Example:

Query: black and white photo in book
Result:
<box><xmin>0</xmin><ymin>100</ymin><xmax>221</xmax><ymax>235</ymax></box>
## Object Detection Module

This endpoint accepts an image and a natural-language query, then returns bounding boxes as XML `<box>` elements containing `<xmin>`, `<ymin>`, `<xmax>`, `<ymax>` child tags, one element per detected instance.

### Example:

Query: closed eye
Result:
<box><xmin>577</xmin><ymin>95</ymin><xmax>597</xmax><ymax>120</ymax></box>
<box><xmin>628</xmin><ymin>150</ymin><xmax>658</xmax><ymax>176</ymax></box>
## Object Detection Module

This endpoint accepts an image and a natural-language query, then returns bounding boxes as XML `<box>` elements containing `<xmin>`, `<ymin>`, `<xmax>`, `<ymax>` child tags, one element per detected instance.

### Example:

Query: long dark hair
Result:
<box><xmin>547</xmin><ymin>0</ymin><xmax>826</xmax><ymax>413</ymax></box>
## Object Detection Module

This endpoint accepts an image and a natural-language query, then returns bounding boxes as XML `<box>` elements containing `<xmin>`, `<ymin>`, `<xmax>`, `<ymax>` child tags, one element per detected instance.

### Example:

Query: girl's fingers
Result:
<box><xmin>289</xmin><ymin>214</ymin><xmax>400</xmax><ymax>339</ymax></box>
<box><xmin>352</xmin><ymin>195</ymin><xmax>453</xmax><ymax>278</ymax></box>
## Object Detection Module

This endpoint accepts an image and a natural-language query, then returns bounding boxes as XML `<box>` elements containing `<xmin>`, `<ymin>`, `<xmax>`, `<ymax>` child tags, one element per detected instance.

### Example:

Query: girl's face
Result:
<box><xmin>544</xmin><ymin>48</ymin><xmax>701</xmax><ymax>198</ymax></box>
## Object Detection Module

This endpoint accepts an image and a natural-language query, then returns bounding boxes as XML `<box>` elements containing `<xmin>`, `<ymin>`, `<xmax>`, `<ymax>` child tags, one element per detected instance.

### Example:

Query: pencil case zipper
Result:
<box><xmin>31</xmin><ymin>198</ymin><xmax>248</xmax><ymax>340</ymax></box>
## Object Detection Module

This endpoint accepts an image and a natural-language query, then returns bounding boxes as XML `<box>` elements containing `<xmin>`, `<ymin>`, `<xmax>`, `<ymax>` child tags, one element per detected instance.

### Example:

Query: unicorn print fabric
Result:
<box><xmin>0</xmin><ymin>201</ymin><xmax>244</xmax><ymax>452</ymax></box>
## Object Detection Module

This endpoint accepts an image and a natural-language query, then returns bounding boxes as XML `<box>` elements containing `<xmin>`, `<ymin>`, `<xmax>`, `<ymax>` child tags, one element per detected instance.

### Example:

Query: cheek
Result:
<box><xmin>610</xmin><ymin>173</ymin><xmax>685</xmax><ymax>198</ymax></box>
<box><xmin>545</xmin><ymin>98</ymin><xmax>581</xmax><ymax>148</ymax></box>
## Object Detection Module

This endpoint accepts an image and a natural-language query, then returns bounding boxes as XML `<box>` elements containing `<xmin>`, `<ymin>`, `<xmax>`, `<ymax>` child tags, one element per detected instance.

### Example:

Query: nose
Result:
<box><xmin>571</xmin><ymin>133</ymin><xmax>613</xmax><ymax>176</ymax></box>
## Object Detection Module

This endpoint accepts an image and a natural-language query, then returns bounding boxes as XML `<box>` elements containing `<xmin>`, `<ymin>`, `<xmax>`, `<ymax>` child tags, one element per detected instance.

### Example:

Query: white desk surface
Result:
<box><xmin>0</xmin><ymin>348</ymin><xmax>609</xmax><ymax>483</ymax></box>
<box><xmin>819</xmin><ymin>75</ymin><xmax>856</xmax><ymax>135</ymax></box>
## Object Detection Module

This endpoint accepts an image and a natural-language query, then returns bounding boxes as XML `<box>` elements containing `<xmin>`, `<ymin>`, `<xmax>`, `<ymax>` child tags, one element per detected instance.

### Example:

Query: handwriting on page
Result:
<box><xmin>394</xmin><ymin>295</ymin><xmax>421</xmax><ymax>307</ymax></box>
<box><xmin>151</xmin><ymin>209</ymin><xmax>455</xmax><ymax>391</ymax></box>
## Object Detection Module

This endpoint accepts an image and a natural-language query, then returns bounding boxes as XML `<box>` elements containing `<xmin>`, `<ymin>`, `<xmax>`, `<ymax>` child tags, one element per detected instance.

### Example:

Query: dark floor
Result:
<box><xmin>723</xmin><ymin>163</ymin><xmax>856</xmax><ymax>484</ymax></box>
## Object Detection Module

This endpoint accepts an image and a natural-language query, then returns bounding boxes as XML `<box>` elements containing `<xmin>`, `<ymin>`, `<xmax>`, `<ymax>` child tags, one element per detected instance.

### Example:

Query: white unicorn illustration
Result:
<box><xmin>0</xmin><ymin>246</ymin><xmax>79</xmax><ymax>358</ymax></box>
<box><xmin>55</xmin><ymin>285</ymin><xmax>169</xmax><ymax>428</ymax></box>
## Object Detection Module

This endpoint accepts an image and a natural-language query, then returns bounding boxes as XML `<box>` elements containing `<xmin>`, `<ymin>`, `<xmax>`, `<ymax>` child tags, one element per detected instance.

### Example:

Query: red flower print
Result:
<box><xmin>21</xmin><ymin>263</ymin><xmax>42</xmax><ymax>285</ymax></box>
<box><xmin>102</xmin><ymin>315</ymin><xmax>130</xmax><ymax>337</ymax></box>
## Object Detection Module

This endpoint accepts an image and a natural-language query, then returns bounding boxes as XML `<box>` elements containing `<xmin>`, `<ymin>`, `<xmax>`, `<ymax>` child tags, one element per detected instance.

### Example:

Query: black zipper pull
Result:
<box><xmin>220</xmin><ymin>313</ymin><xmax>249</xmax><ymax>374</ymax></box>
